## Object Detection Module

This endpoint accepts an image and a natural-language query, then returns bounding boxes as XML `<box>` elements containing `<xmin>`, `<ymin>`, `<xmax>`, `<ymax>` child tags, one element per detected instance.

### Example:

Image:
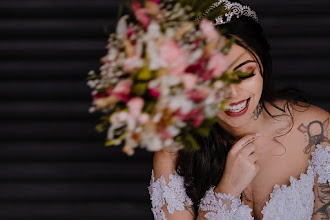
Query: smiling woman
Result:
<box><xmin>150</xmin><ymin>0</ymin><xmax>330</xmax><ymax>219</ymax></box>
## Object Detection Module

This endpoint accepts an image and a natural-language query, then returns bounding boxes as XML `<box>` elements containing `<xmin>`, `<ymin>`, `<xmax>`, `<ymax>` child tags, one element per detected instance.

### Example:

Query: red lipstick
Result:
<box><xmin>224</xmin><ymin>98</ymin><xmax>250</xmax><ymax>117</ymax></box>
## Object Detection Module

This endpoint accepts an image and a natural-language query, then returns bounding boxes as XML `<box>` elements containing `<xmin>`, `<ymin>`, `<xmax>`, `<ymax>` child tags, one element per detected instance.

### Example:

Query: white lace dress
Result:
<box><xmin>148</xmin><ymin>144</ymin><xmax>330</xmax><ymax>220</ymax></box>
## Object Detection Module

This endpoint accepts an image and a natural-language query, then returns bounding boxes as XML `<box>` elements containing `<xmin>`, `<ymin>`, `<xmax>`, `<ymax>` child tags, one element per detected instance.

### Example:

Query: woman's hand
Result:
<box><xmin>215</xmin><ymin>133</ymin><xmax>261</xmax><ymax>198</ymax></box>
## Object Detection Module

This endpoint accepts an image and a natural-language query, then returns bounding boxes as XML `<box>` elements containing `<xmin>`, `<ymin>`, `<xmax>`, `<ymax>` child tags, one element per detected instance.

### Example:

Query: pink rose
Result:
<box><xmin>159</xmin><ymin>41</ymin><xmax>187</xmax><ymax>76</ymax></box>
<box><xmin>200</xmin><ymin>19</ymin><xmax>219</xmax><ymax>41</ymax></box>
<box><xmin>186</xmin><ymin>90</ymin><xmax>206</xmax><ymax>102</ymax></box>
<box><xmin>124</xmin><ymin>55</ymin><xmax>143</xmax><ymax>72</ymax></box>
<box><xmin>200</xmin><ymin>70</ymin><xmax>213</xmax><ymax>81</ymax></box>
<box><xmin>208</xmin><ymin>52</ymin><xmax>228</xmax><ymax>78</ymax></box>
<box><xmin>152</xmin><ymin>0</ymin><xmax>160</xmax><ymax>4</ymax></box>
<box><xmin>132</xmin><ymin>0</ymin><xmax>150</xmax><ymax>29</ymax></box>
<box><xmin>185</xmin><ymin>58</ymin><xmax>205</xmax><ymax>74</ymax></box>
<box><xmin>182</xmin><ymin>74</ymin><xmax>198</xmax><ymax>91</ymax></box>
<box><xmin>92</xmin><ymin>93</ymin><xmax>107</xmax><ymax>100</ymax></box>
<box><xmin>149</xmin><ymin>87</ymin><xmax>160</xmax><ymax>98</ymax></box>
<box><xmin>192</xmin><ymin>114</ymin><xmax>204</xmax><ymax>127</ymax></box>
<box><xmin>111</xmin><ymin>78</ymin><xmax>132</xmax><ymax>102</ymax></box>
<box><xmin>175</xmin><ymin>107</ymin><xmax>204</xmax><ymax>122</ymax></box>
<box><xmin>127</xmin><ymin>25</ymin><xmax>135</xmax><ymax>39</ymax></box>
<box><xmin>127</xmin><ymin>97</ymin><xmax>144</xmax><ymax>120</ymax></box>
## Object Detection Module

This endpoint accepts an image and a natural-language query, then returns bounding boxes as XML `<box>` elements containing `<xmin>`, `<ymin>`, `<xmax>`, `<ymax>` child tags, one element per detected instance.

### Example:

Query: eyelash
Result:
<box><xmin>238</xmin><ymin>72</ymin><xmax>256</xmax><ymax>80</ymax></box>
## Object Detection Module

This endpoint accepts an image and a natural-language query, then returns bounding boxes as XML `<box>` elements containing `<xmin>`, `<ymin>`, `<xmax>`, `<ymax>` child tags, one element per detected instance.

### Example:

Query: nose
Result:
<box><xmin>226</xmin><ymin>84</ymin><xmax>239</xmax><ymax>99</ymax></box>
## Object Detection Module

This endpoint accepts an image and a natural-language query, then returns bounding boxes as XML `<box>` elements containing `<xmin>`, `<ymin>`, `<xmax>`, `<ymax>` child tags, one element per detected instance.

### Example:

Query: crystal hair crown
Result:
<box><xmin>195</xmin><ymin>0</ymin><xmax>259</xmax><ymax>25</ymax></box>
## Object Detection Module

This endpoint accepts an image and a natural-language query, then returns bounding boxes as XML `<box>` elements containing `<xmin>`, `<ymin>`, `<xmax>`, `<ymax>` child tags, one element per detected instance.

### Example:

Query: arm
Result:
<box><xmin>296</xmin><ymin>109</ymin><xmax>330</xmax><ymax>220</ymax></box>
<box><xmin>196</xmin><ymin>134</ymin><xmax>260</xmax><ymax>220</ymax></box>
<box><xmin>311</xmin><ymin>145</ymin><xmax>330</xmax><ymax>220</ymax></box>
<box><xmin>149</xmin><ymin>150</ymin><xmax>195</xmax><ymax>220</ymax></box>
<box><xmin>149</xmin><ymin>134</ymin><xmax>259</xmax><ymax>220</ymax></box>
<box><xmin>149</xmin><ymin>150</ymin><xmax>252</xmax><ymax>220</ymax></box>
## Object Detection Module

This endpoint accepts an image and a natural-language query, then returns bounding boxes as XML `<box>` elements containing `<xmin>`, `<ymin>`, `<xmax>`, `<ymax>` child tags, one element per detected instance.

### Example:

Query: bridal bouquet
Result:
<box><xmin>87</xmin><ymin>0</ymin><xmax>247</xmax><ymax>155</ymax></box>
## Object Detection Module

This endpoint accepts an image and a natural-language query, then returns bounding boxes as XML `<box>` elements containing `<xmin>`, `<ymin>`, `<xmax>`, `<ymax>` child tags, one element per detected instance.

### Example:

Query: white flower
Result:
<box><xmin>167</xmin><ymin>125</ymin><xmax>180</xmax><ymax>137</ymax></box>
<box><xmin>169</xmin><ymin>95</ymin><xmax>194</xmax><ymax>114</ymax></box>
<box><xmin>165</xmin><ymin>28</ymin><xmax>175</xmax><ymax>39</ymax></box>
<box><xmin>116</xmin><ymin>15</ymin><xmax>128</xmax><ymax>39</ymax></box>
<box><xmin>141</xmin><ymin>130</ymin><xmax>163</xmax><ymax>151</ymax></box>
<box><xmin>147</xmin><ymin>41</ymin><xmax>161</xmax><ymax>70</ymax></box>
<box><xmin>187</xmin><ymin>49</ymin><xmax>203</xmax><ymax>65</ymax></box>
<box><xmin>146</xmin><ymin>21</ymin><xmax>162</xmax><ymax>39</ymax></box>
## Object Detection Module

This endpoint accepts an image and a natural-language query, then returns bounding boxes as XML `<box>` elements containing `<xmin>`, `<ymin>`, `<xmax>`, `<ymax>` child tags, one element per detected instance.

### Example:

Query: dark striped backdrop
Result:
<box><xmin>0</xmin><ymin>0</ymin><xmax>329</xmax><ymax>219</ymax></box>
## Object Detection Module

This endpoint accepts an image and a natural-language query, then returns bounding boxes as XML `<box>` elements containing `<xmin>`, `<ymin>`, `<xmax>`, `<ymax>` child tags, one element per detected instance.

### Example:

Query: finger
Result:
<box><xmin>231</xmin><ymin>133</ymin><xmax>261</xmax><ymax>153</ymax></box>
<box><xmin>248</xmin><ymin>152</ymin><xmax>258</xmax><ymax>163</ymax></box>
<box><xmin>240</xmin><ymin>143</ymin><xmax>256</xmax><ymax>156</ymax></box>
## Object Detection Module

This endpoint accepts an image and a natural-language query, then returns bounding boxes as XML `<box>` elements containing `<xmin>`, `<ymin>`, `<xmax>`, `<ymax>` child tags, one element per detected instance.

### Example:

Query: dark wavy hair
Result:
<box><xmin>175</xmin><ymin>0</ymin><xmax>309</xmax><ymax>215</ymax></box>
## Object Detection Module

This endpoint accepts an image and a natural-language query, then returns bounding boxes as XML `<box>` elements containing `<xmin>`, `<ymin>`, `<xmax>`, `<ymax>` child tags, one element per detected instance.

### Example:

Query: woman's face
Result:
<box><xmin>217</xmin><ymin>43</ymin><xmax>263</xmax><ymax>129</ymax></box>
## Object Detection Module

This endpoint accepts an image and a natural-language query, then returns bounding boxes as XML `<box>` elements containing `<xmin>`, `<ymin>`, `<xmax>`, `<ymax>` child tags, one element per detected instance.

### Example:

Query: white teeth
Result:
<box><xmin>226</xmin><ymin>100</ymin><xmax>248</xmax><ymax>112</ymax></box>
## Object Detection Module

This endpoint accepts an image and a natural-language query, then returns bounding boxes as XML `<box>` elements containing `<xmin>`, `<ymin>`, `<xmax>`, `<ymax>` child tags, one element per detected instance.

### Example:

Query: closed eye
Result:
<box><xmin>238</xmin><ymin>72</ymin><xmax>256</xmax><ymax>80</ymax></box>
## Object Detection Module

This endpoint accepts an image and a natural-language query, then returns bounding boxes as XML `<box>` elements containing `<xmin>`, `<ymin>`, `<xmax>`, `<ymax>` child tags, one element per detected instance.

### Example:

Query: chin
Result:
<box><xmin>218</xmin><ymin>114</ymin><xmax>251</xmax><ymax>128</ymax></box>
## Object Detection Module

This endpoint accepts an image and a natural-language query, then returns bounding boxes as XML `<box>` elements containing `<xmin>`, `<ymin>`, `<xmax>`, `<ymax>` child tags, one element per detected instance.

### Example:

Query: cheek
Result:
<box><xmin>243</xmin><ymin>74</ymin><xmax>263</xmax><ymax>95</ymax></box>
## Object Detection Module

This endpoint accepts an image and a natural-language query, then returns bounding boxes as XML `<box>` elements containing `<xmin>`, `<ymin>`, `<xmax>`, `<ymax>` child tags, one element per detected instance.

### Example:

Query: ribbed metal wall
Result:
<box><xmin>0</xmin><ymin>0</ymin><xmax>329</xmax><ymax>219</ymax></box>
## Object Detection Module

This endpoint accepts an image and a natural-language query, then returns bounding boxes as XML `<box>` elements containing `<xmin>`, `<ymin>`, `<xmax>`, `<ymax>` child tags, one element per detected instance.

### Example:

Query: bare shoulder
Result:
<box><xmin>293</xmin><ymin>103</ymin><xmax>330</xmax><ymax>152</ymax></box>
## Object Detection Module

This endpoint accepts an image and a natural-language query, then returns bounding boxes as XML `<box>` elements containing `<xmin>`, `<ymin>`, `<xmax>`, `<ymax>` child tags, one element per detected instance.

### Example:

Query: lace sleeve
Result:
<box><xmin>199</xmin><ymin>186</ymin><xmax>253</xmax><ymax>220</ymax></box>
<box><xmin>148</xmin><ymin>170</ymin><xmax>193</xmax><ymax>220</ymax></box>
<box><xmin>310</xmin><ymin>145</ymin><xmax>330</xmax><ymax>184</ymax></box>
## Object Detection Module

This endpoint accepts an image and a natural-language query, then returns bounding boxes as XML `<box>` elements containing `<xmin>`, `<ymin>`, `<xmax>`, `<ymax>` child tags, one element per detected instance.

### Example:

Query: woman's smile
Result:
<box><xmin>224</xmin><ymin>97</ymin><xmax>251</xmax><ymax>117</ymax></box>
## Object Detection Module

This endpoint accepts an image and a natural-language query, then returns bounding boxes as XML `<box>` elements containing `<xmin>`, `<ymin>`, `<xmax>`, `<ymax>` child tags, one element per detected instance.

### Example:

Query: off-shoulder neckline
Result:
<box><xmin>259</xmin><ymin>144</ymin><xmax>329</xmax><ymax>218</ymax></box>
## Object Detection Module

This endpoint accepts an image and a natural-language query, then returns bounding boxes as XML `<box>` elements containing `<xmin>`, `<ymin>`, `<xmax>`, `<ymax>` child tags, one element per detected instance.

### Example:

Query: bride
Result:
<box><xmin>148</xmin><ymin>0</ymin><xmax>330</xmax><ymax>219</ymax></box>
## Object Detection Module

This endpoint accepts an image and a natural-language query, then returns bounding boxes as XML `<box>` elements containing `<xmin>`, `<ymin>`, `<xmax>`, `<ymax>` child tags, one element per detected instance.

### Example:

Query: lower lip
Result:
<box><xmin>224</xmin><ymin>98</ymin><xmax>250</xmax><ymax>117</ymax></box>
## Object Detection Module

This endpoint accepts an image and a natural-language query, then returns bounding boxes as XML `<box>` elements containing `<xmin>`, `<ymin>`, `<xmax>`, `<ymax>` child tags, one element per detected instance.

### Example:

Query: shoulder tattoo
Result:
<box><xmin>297</xmin><ymin>118</ymin><xmax>330</xmax><ymax>154</ymax></box>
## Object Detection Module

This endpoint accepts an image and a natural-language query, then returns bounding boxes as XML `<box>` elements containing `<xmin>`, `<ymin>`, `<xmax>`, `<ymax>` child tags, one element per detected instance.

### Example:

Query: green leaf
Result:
<box><xmin>220</xmin><ymin>101</ymin><xmax>227</xmax><ymax>110</ymax></box>
<box><xmin>234</xmin><ymin>70</ymin><xmax>250</xmax><ymax>77</ymax></box>
<box><xmin>133</xmin><ymin>82</ymin><xmax>147</xmax><ymax>96</ymax></box>
<box><xmin>143</xmin><ymin>101</ymin><xmax>156</xmax><ymax>114</ymax></box>
<box><xmin>195</xmin><ymin>127</ymin><xmax>210</xmax><ymax>137</ymax></box>
<box><xmin>136</xmin><ymin>66</ymin><xmax>153</xmax><ymax>80</ymax></box>
<box><xmin>195</xmin><ymin>117</ymin><xmax>219</xmax><ymax>136</ymax></box>
<box><xmin>182</xmin><ymin>131</ymin><xmax>200</xmax><ymax>150</ymax></box>
<box><xmin>105</xmin><ymin>133</ymin><xmax>126</xmax><ymax>146</ymax></box>
<box><xmin>221</xmin><ymin>36</ymin><xmax>237</xmax><ymax>54</ymax></box>
<box><xmin>95</xmin><ymin>114</ymin><xmax>111</xmax><ymax>133</ymax></box>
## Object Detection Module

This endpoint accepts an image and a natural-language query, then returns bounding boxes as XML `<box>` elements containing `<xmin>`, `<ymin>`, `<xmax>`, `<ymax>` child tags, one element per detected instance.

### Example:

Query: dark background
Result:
<box><xmin>0</xmin><ymin>0</ymin><xmax>329</xmax><ymax>219</ymax></box>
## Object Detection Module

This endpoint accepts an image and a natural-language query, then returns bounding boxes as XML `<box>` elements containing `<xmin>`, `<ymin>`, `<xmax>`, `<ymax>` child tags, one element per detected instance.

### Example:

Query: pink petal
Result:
<box><xmin>208</xmin><ymin>52</ymin><xmax>228</xmax><ymax>78</ymax></box>
<box><xmin>200</xmin><ymin>19</ymin><xmax>218</xmax><ymax>41</ymax></box>
<box><xmin>182</xmin><ymin>74</ymin><xmax>198</xmax><ymax>91</ymax></box>
<box><xmin>192</xmin><ymin>115</ymin><xmax>204</xmax><ymax>127</ymax></box>
<box><xmin>132</xmin><ymin>1</ymin><xmax>150</xmax><ymax>29</ymax></box>
<box><xmin>127</xmin><ymin>97</ymin><xmax>144</xmax><ymax>119</ymax></box>
<box><xmin>111</xmin><ymin>78</ymin><xmax>132</xmax><ymax>102</ymax></box>
<box><xmin>186</xmin><ymin>90</ymin><xmax>206</xmax><ymax>102</ymax></box>
<box><xmin>149</xmin><ymin>87</ymin><xmax>160</xmax><ymax>98</ymax></box>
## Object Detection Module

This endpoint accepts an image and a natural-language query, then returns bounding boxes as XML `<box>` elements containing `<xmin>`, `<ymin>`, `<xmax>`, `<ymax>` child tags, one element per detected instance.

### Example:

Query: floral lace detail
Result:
<box><xmin>199</xmin><ymin>186</ymin><xmax>253</xmax><ymax>220</ymax></box>
<box><xmin>148</xmin><ymin>170</ymin><xmax>193</xmax><ymax>219</ymax></box>
<box><xmin>261</xmin><ymin>165</ymin><xmax>315</xmax><ymax>220</ymax></box>
<box><xmin>310</xmin><ymin>145</ymin><xmax>330</xmax><ymax>184</ymax></box>
<box><xmin>148</xmin><ymin>145</ymin><xmax>329</xmax><ymax>219</ymax></box>
<box><xmin>261</xmin><ymin>145</ymin><xmax>329</xmax><ymax>220</ymax></box>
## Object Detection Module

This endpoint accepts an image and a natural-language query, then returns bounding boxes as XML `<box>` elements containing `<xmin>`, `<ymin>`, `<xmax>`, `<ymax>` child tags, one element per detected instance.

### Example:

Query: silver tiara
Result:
<box><xmin>195</xmin><ymin>0</ymin><xmax>259</xmax><ymax>25</ymax></box>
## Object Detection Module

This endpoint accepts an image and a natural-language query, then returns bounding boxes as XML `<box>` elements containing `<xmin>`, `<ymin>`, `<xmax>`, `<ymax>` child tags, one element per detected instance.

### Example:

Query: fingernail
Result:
<box><xmin>256</xmin><ymin>133</ymin><xmax>262</xmax><ymax>137</ymax></box>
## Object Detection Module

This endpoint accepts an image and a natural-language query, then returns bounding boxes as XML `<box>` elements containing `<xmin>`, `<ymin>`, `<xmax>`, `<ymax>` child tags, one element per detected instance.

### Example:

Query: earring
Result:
<box><xmin>252</xmin><ymin>101</ymin><xmax>263</xmax><ymax>120</ymax></box>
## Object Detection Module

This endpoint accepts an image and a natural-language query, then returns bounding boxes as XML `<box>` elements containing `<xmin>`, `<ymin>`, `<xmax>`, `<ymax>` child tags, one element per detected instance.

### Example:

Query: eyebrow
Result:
<box><xmin>233</xmin><ymin>60</ymin><xmax>256</xmax><ymax>71</ymax></box>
